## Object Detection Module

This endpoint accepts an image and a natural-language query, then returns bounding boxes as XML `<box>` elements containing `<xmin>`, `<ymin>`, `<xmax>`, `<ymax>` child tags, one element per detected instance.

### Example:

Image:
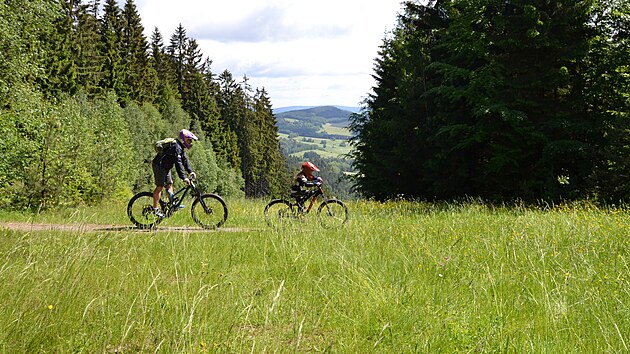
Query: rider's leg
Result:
<box><xmin>152</xmin><ymin>163</ymin><xmax>173</xmax><ymax>210</ymax></box>
<box><xmin>153</xmin><ymin>185</ymin><xmax>164</xmax><ymax>209</ymax></box>
<box><xmin>165</xmin><ymin>183</ymin><xmax>174</xmax><ymax>201</ymax></box>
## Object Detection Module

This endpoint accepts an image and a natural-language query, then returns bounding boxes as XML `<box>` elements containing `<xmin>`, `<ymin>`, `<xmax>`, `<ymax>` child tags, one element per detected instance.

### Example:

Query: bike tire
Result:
<box><xmin>264</xmin><ymin>199</ymin><xmax>294</xmax><ymax>228</ymax></box>
<box><xmin>191</xmin><ymin>193</ymin><xmax>228</xmax><ymax>229</ymax></box>
<box><xmin>317</xmin><ymin>199</ymin><xmax>348</xmax><ymax>228</ymax></box>
<box><xmin>127</xmin><ymin>191</ymin><xmax>163</xmax><ymax>229</ymax></box>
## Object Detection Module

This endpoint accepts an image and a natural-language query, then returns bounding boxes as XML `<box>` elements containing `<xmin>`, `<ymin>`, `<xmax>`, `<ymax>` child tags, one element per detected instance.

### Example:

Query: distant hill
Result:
<box><xmin>273</xmin><ymin>105</ymin><xmax>360</xmax><ymax>114</ymax></box>
<box><xmin>273</xmin><ymin>106</ymin><xmax>316</xmax><ymax>114</ymax></box>
<box><xmin>275</xmin><ymin>106</ymin><xmax>355</xmax><ymax>139</ymax></box>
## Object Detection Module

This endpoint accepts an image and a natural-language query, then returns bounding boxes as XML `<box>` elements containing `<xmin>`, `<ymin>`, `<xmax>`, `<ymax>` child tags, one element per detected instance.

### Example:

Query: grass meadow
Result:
<box><xmin>0</xmin><ymin>198</ymin><xmax>628</xmax><ymax>352</ymax></box>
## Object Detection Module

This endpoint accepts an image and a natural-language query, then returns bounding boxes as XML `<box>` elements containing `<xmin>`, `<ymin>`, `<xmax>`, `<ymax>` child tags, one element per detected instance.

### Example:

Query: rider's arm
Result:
<box><xmin>173</xmin><ymin>144</ymin><xmax>189</xmax><ymax>181</ymax></box>
<box><xmin>299</xmin><ymin>175</ymin><xmax>322</xmax><ymax>188</ymax></box>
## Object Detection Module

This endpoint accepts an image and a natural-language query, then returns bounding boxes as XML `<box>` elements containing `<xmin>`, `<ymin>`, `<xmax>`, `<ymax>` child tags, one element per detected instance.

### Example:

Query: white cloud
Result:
<box><xmin>126</xmin><ymin>0</ymin><xmax>402</xmax><ymax>107</ymax></box>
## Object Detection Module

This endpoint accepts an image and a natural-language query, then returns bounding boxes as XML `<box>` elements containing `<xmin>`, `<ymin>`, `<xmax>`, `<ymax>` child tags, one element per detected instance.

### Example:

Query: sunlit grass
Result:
<box><xmin>321</xmin><ymin>123</ymin><xmax>351</xmax><ymax>136</ymax></box>
<box><xmin>0</xmin><ymin>199</ymin><xmax>628</xmax><ymax>352</ymax></box>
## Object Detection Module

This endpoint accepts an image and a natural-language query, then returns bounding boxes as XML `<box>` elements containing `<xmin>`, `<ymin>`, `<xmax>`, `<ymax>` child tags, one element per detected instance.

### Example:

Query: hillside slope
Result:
<box><xmin>275</xmin><ymin>105</ymin><xmax>354</xmax><ymax>139</ymax></box>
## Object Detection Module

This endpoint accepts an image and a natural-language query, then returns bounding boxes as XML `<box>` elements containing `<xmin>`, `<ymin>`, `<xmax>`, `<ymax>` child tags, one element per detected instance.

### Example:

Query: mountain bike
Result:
<box><xmin>263</xmin><ymin>183</ymin><xmax>348</xmax><ymax>228</ymax></box>
<box><xmin>127</xmin><ymin>177</ymin><xmax>228</xmax><ymax>229</ymax></box>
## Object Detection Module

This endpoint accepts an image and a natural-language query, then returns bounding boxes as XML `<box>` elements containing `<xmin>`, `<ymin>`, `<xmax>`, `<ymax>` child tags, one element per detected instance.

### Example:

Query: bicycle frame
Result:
<box><xmin>128</xmin><ymin>177</ymin><xmax>229</xmax><ymax>229</ymax></box>
<box><xmin>163</xmin><ymin>180</ymin><xmax>208</xmax><ymax>217</ymax></box>
<box><xmin>300</xmin><ymin>187</ymin><xmax>325</xmax><ymax>213</ymax></box>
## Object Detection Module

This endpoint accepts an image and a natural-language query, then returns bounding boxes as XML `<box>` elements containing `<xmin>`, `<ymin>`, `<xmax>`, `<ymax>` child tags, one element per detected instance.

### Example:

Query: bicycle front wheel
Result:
<box><xmin>264</xmin><ymin>199</ymin><xmax>294</xmax><ymax>228</ymax></box>
<box><xmin>317</xmin><ymin>199</ymin><xmax>348</xmax><ymax>228</ymax></box>
<box><xmin>127</xmin><ymin>192</ymin><xmax>163</xmax><ymax>229</ymax></box>
<box><xmin>191</xmin><ymin>194</ymin><xmax>228</xmax><ymax>229</ymax></box>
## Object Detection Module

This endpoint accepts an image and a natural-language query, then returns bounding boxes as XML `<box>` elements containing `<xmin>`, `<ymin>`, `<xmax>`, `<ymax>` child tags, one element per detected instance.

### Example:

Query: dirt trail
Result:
<box><xmin>0</xmin><ymin>222</ymin><xmax>254</xmax><ymax>233</ymax></box>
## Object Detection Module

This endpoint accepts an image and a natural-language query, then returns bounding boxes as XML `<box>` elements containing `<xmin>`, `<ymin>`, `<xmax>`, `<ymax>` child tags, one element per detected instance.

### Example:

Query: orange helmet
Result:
<box><xmin>301</xmin><ymin>161</ymin><xmax>320</xmax><ymax>172</ymax></box>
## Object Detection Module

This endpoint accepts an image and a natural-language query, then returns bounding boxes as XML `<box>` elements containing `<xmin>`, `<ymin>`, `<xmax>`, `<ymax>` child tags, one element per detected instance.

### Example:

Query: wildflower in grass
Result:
<box><xmin>47</xmin><ymin>304</ymin><xmax>53</xmax><ymax>311</ymax></box>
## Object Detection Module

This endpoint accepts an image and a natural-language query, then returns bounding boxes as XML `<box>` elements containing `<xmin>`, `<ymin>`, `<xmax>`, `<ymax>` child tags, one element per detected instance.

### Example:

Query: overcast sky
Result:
<box><xmin>120</xmin><ymin>0</ymin><xmax>403</xmax><ymax>108</ymax></box>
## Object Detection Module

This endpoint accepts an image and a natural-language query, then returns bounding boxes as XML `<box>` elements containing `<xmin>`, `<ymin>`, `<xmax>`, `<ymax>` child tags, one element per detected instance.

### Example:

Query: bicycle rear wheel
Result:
<box><xmin>317</xmin><ymin>199</ymin><xmax>348</xmax><ymax>228</ymax></box>
<box><xmin>264</xmin><ymin>199</ymin><xmax>294</xmax><ymax>228</ymax></box>
<box><xmin>127</xmin><ymin>192</ymin><xmax>163</xmax><ymax>229</ymax></box>
<box><xmin>191</xmin><ymin>193</ymin><xmax>228</xmax><ymax>229</ymax></box>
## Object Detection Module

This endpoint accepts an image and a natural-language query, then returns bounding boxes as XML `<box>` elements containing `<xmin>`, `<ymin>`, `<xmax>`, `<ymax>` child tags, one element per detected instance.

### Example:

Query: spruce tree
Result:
<box><xmin>586</xmin><ymin>0</ymin><xmax>630</xmax><ymax>200</ymax></box>
<box><xmin>75</xmin><ymin>0</ymin><xmax>104</xmax><ymax>97</ymax></box>
<box><xmin>180</xmin><ymin>37</ymin><xmax>205</xmax><ymax>121</ymax></box>
<box><xmin>216</xmin><ymin>69</ymin><xmax>244</xmax><ymax>168</ymax></box>
<box><xmin>40</xmin><ymin>0</ymin><xmax>80</xmax><ymax>97</ymax></box>
<box><xmin>150</xmin><ymin>27</ymin><xmax>179</xmax><ymax>111</ymax></box>
<box><xmin>352</xmin><ymin>0</ymin><xmax>629</xmax><ymax>201</ymax></box>
<box><xmin>350</xmin><ymin>1</ymin><xmax>443</xmax><ymax>200</ymax></box>
<box><xmin>253</xmin><ymin>88</ymin><xmax>288</xmax><ymax>197</ymax></box>
<box><xmin>122</xmin><ymin>0</ymin><xmax>155</xmax><ymax>103</ymax></box>
<box><xmin>167</xmin><ymin>23</ymin><xmax>187</xmax><ymax>94</ymax></box>
<box><xmin>100</xmin><ymin>0</ymin><xmax>126</xmax><ymax>101</ymax></box>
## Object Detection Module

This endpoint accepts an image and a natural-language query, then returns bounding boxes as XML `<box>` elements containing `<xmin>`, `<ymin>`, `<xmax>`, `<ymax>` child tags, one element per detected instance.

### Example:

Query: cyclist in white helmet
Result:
<box><xmin>152</xmin><ymin>129</ymin><xmax>198</xmax><ymax>217</ymax></box>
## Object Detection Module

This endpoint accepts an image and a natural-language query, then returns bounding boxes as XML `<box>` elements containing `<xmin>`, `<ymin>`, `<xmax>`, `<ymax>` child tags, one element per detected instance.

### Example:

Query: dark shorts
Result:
<box><xmin>152</xmin><ymin>162</ymin><xmax>173</xmax><ymax>187</ymax></box>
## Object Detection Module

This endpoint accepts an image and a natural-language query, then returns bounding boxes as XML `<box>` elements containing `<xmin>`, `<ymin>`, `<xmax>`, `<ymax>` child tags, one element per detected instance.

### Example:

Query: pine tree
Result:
<box><xmin>167</xmin><ymin>23</ymin><xmax>187</xmax><ymax>94</ymax></box>
<box><xmin>197</xmin><ymin>58</ymin><xmax>237</xmax><ymax>168</ymax></box>
<box><xmin>100</xmin><ymin>0</ymin><xmax>126</xmax><ymax>101</ymax></box>
<box><xmin>216</xmin><ymin>69</ymin><xmax>245</xmax><ymax>168</ymax></box>
<box><xmin>40</xmin><ymin>0</ymin><xmax>81</xmax><ymax>97</ymax></box>
<box><xmin>122</xmin><ymin>0</ymin><xmax>155</xmax><ymax>103</ymax></box>
<box><xmin>180</xmin><ymin>37</ymin><xmax>205</xmax><ymax>121</ymax></box>
<box><xmin>198</xmin><ymin>57</ymin><xmax>221</xmax><ymax>134</ymax></box>
<box><xmin>252</xmin><ymin>88</ymin><xmax>288</xmax><ymax>197</ymax></box>
<box><xmin>149</xmin><ymin>27</ymin><xmax>178</xmax><ymax>111</ymax></box>
<box><xmin>75</xmin><ymin>0</ymin><xmax>104</xmax><ymax>97</ymax></box>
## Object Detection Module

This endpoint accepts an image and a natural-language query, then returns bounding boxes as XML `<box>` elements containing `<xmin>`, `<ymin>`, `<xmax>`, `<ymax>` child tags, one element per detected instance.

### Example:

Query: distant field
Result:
<box><xmin>274</xmin><ymin>106</ymin><xmax>355</xmax><ymax>159</ymax></box>
<box><xmin>322</xmin><ymin>123</ymin><xmax>351</xmax><ymax>136</ymax></box>
<box><xmin>0</xmin><ymin>199</ymin><xmax>628</xmax><ymax>352</ymax></box>
<box><xmin>279</xmin><ymin>132</ymin><xmax>352</xmax><ymax>158</ymax></box>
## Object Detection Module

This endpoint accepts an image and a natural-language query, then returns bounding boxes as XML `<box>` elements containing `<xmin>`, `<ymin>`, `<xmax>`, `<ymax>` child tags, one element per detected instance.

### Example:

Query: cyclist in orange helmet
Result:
<box><xmin>291</xmin><ymin>161</ymin><xmax>323</xmax><ymax>210</ymax></box>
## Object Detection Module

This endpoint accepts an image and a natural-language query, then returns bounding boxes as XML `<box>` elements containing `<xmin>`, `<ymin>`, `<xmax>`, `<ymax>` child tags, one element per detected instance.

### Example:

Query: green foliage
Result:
<box><xmin>0</xmin><ymin>0</ymin><xmax>60</xmax><ymax>104</ymax></box>
<box><xmin>185</xmin><ymin>123</ymin><xmax>219</xmax><ymax>194</ymax></box>
<box><xmin>0</xmin><ymin>91</ymin><xmax>48</xmax><ymax>207</ymax></box>
<box><xmin>351</xmin><ymin>0</ymin><xmax>630</xmax><ymax>202</ymax></box>
<box><xmin>584</xmin><ymin>0</ymin><xmax>630</xmax><ymax>201</ymax></box>
<box><xmin>162</xmin><ymin>95</ymin><xmax>192</xmax><ymax>135</ymax></box>
<box><xmin>0</xmin><ymin>92</ymin><xmax>134</xmax><ymax>209</ymax></box>
<box><xmin>214</xmin><ymin>162</ymin><xmax>245</xmax><ymax>198</ymax></box>
<box><xmin>123</xmin><ymin>101</ymin><xmax>167</xmax><ymax>191</ymax></box>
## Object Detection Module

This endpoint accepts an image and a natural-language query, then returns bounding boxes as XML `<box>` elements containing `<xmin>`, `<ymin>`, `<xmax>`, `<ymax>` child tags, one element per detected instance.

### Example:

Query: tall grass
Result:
<box><xmin>0</xmin><ymin>199</ymin><xmax>628</xmax><ymax>352</ymax></box>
